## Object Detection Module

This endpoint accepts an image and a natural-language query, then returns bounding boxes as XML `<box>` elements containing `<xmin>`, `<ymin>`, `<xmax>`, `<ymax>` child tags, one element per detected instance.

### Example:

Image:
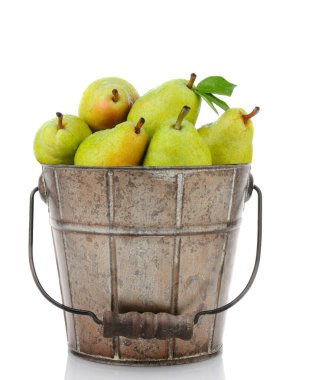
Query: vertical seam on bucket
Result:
<box><xmin>208</xmin><ymin>168</ymin><xmax>237</xmax><ymax>354</ymax></box>
<box><xmin>54</xmin><ymin>169</ymin><xmax>79</xmax><ymax>352</ymax></box>
<box><xmin>176</xmin><ymin>173</ymin><xmax>184</xmax><ymax>228</ymax></box>
<box><xmin>107</xmin><ymin>171</ymin><xmax>120</xmax><ymax>359</ymax></box>
<box><xmin>169</xmin><ymin>173</ymin><xmax>184</xmax><ymax>359</ymax></box>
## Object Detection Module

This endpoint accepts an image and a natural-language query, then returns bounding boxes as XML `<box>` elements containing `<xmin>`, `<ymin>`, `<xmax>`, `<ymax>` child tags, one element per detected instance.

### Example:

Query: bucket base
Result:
<box><xmin>69</xmin><ymin>346</ymin><xmax>222</xmax><ymax>366</ymax></box>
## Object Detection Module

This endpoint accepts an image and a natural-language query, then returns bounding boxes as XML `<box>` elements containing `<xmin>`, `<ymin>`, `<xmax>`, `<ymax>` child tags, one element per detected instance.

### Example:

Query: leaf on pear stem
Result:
<box><xmin>195</xmin><ymin>91</ymin><xmax>219</xmax><ymax>115</ymax></box>
<box><xmin>197</xmin><ymin>76</ymin><xmax>237</xmax><ymax>96</ymax></box>
<box><xmin>204</xmin><ymin>93</ymin><xmax>230</xmax><ymax>111</ymax></box>
<box><xmin>193</xmin><ymin>75</ymin><xmax>236</xmax><ymax>115</ymax></box>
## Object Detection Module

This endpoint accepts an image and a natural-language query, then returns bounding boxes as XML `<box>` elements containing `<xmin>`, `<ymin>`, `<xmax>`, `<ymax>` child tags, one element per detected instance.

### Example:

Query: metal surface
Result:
<box><xmin>194</xmin><ymin>183</ymin><xmax>262</xmax><ymax>323</ymax></box>
<box><xmin>29</xmin><ymin>164</ymin><xmax>261</xmax><ymax>364</ymax></box>
<box><xmin>29</xmin><ymin>187</ymin><xmax>103</xmax><ymax>325</ymax></box>
<box><xmin>28</xmin><ymin>183</ymin><xmax>262</xmax><ymax>330</ymax></box>
<box><xmin>69</xmin><ymin>346</ymin><xmax>221</xmax><ymax>366</ymax></box>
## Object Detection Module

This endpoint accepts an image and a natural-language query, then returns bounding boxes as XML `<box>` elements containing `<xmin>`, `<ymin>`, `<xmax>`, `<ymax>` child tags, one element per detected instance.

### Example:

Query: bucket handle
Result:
<box><xmin>28</xmin><ymin>177</ymin><xmax>262</xmax><ymax>341</ymax></box>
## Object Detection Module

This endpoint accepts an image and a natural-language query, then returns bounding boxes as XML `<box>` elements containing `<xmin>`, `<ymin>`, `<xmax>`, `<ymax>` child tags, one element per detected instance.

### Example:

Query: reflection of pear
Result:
<box><xmin>143</xmin><ymin>106</ymin><xmax>212</xmax><ymax>166</ymax></box>
<box><xmin>34</xmin><ymin>112</ymin><xmax>92</xmax><ymax>165</ymax></box>
<box><xmin>74</xmin><ymin>118</ymin><xmax>148</xmax><ymax>166</ymax></box>
<box><xmin>198</xmin><ymin>107</ymin><xmax>259</xmax><ymax>164</ymax></box>
<box><xmin>128</xmin><ymin>74</ymin><xmax>201</xmax><ymax>138</ymax></box>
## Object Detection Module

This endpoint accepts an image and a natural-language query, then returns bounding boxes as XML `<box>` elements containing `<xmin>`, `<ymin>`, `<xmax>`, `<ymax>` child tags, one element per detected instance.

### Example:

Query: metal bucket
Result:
<box><xmin>29</xmin><ymin>165</ymin><xmax>262</xmax><ymax>365</ymax></box>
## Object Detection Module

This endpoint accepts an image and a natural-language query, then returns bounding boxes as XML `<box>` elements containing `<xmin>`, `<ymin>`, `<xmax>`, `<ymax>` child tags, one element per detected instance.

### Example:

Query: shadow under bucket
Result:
<box><xmin>29</xmin><ymin>164</ymin><xmax>262</xmax><ymax>365</ymax></box>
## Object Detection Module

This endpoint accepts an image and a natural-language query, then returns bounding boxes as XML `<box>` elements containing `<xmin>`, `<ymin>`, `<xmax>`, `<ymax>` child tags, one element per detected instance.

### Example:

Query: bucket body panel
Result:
<box><xmin>41</xmin><ymin>165</ymin><xmax>250</xmax><ymax>364</ymax></box>
<box><xmin>51</xmin><ymin>228</ymin><xmax>77</xmax><ymax>350</ymax></box>
<box><xmin>211</xmin><ymin>228</ymin><xmax>239</xmax><ymax>352</ymax></box>
<box><xmin>112</xmin><ymin>170</ymin><xmax>178</xmax><ymax>229</ymax></box>
<box><xmin>116</xmin><ymin>236</ymin><xmax>174</xmax><ymax>360</ymax></box>
<box><xmin>63</xmin><ymin>232</ymin><xmax>113</xmax><ymax>357</ymax></box>
<box><xmin>174</xmin><ymin>233</ymin><xmax>227</xmax><ymax>358</ymax></box>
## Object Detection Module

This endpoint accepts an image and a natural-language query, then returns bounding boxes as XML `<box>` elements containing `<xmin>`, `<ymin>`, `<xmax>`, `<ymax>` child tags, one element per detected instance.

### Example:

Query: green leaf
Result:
<box><xmin>197</xmin><ymin>76</ymin><xmax>237</xmax><ymax>96</ymax></box>
<box><xmin>195</xmin><ymin>90</ymin><xmax>218</xmax><ymax>114</ymax></box>
<box><xmin>205</xmin><ymin>93</ymin><xmax>230</xmax><ymax>111</ymax></box>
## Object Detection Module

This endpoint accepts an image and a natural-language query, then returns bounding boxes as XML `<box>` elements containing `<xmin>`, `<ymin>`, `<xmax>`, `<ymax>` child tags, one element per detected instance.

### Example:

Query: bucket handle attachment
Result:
<box><xmin>29</xmin><ymin>177</ymin><xmax>262</xmax><ymax>341</ymax></box>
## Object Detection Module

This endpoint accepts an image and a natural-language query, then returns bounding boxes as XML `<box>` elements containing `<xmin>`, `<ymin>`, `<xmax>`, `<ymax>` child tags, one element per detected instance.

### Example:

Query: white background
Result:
<box><xmin>1</xmin><ymin>0</ymin><xmax>308</xmax><ymax>379</ymax></box>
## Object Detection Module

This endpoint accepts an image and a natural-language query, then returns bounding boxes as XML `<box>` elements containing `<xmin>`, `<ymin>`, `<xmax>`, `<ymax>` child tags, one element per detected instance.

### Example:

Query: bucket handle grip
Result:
<box><xmin>29</xmin><ymin>179</ymin><xmax>262</xmax><ymax>341</ymax></box>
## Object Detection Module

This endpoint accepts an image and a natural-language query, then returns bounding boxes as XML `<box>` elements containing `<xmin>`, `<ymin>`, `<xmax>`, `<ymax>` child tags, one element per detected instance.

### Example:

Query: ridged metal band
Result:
<box><xmin>49</xmin><ymin>218</ymin><xmax>242</xmax><ymax>236</ymax></box>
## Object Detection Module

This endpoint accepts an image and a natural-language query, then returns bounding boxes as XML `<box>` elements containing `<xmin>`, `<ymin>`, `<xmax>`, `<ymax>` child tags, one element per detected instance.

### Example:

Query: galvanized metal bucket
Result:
<box><xmin>29</xmin><ymin>165</ymin><xmax>262</xmax><ymax>365</ymax></box>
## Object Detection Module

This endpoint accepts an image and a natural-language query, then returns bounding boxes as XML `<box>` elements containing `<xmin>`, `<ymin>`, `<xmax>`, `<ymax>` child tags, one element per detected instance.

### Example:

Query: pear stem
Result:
<box><xmin>135</xmin><ymin>118</ymin><xmax>145</xmax><ymax>134</ymax></box>
<box><xmin>174</xmin><ymin>106</ymin><xmax>191</xmax><ymax>130</ymax></box>
<box><xmin>186</xmin><ymin>73</ymin><xmax>197</xmax><ymax>89</ymax></box>
<box><xmin>56</xmin><ymin>112</ymin><xmax>64</xmax><ymax>129</ymax></box>
<box><xmin>242</xmin><ymin>107</ymin><xmax>260</xmax><ymax>124</ymax></box>
<box><xmin>112</xmin><ymin>89</ymin><xmax>119</xmax><ymax>102</ymax></box>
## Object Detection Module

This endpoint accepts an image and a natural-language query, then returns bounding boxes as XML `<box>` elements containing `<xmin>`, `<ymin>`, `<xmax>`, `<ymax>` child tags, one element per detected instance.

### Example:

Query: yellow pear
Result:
<box><xmin>74</xmin><ymin>118</ymin><xmax>148</xmax><ymax>166</ymax></box>
<box><xmin>78</xmin><ymin>77</ymin><xmax>139</xmax><ymax>132</ymax></box>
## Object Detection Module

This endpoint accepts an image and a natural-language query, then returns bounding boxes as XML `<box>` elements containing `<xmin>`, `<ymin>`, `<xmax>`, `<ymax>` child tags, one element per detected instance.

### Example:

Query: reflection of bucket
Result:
<box><xmin>31</xmin><ymin>164</ymin><xmax>260</xmax><ymax>365</ymax></box>
<box><xmin>64</xmin><ymin>350</ymin><xmax>226</xmax><ymax>379</ymax></box>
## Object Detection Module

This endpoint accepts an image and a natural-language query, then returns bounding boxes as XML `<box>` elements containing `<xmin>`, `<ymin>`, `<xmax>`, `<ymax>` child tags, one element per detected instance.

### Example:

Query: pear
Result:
<box><xmin>74</xmin><ymin>118</ymin><xmax>148</xmax><ymax>167</ymax></box>
<box><xmin>33</xmin><ymin>112</ymin><xmax>92</xmax><ymax>165</ymax></box>
<box><xmin>127</xmin><ymin>74</ymin><xmax>201</xmax><ymax>138</ymax></box>
<box><xmin>78</xmin><ymin>77</ymin><xmax>139</xmax><ymax>132</ymax></box>
<box><xmin>143</xmin><ymin>106</ymin><xmax>212</xmax><ymax>166</ymax></box>
<box><xmin>198</xmin><ymin>107</ymin><xmax>260</xmax><ymax>164</ymax></box>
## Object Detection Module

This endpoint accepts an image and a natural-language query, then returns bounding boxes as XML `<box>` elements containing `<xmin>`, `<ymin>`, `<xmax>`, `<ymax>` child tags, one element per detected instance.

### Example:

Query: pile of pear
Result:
<box><xmin>33</xmin><ymin>74</ymin><xmax>259</xmax><ymax>167</ymax></box>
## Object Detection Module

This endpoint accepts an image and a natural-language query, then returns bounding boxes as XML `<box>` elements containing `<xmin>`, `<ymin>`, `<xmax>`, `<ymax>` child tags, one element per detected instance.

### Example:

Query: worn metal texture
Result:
<box><xmin>40</xmin><ymin>164</ymin><xmax>251</xmax><ymax>364</ymax></box>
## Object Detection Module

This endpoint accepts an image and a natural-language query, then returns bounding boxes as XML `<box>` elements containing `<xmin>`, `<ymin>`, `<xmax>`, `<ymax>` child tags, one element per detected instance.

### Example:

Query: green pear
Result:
<box><xmin>74</xmin><ymin>118</ymin><xmax>148</xmax><ymax>167</ymax></box>
<box><xmin>143</xmin><ymin>106</ymin><xmax>212</xmax><ymax>166</ymax></box>
<box><xmin>198</xmin><ymin>107</ymin><xmax>259</xmax><ymax>164</ymax></box>
<box><xmin>33</xmin><ymin>112</ymin><xmax>92</xmax><ymax>165</ymax></box>
<box><xmin>78</xmin><ymin>77</ymin><xmax>139</xmax><ymax>132</ymax></box>
<box><xmin>127</xmin><ymin>74</ymin><xmax>201</xmax><ymax>138</ymax></box>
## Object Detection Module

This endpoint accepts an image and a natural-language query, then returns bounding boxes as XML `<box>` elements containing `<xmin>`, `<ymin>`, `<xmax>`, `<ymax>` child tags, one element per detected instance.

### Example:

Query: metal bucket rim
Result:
<box><xmin>41</xmin><ymin>163</ymin><xmax>250</xmax><ymax>171</ymax></box>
